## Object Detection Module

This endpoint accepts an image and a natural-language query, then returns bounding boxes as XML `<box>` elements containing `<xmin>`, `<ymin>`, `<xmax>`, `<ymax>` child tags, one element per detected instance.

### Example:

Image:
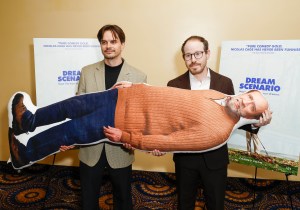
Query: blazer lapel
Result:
<box><xmin>94</xmin><ymin>60</ymin><xmax>132</xmax><ymax>90</ymax></box>
<box><xmin>117</xmin><ymin>61</ymin><xmax>131</xmax><ymax>82</ymax></box>
<box><xmin>179</xmin><ymin>71</ymin><xmax>191</xmax><ymax>90</ymax></box>
<box><xmin>94</xmin><ymin>61</ymin><xmax>106</xmax><ymax>91</ymax></box>
<box><xmin>209</xmin><ymin>69</ymin><xmax>220</xmax><ymax>91</ymax></box>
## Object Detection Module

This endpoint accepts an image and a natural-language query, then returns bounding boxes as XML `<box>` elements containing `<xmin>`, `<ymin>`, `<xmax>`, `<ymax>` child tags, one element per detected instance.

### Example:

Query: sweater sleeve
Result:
<box><xmin>121</xmin><ymin>123</ymin><xmax>233</xmax><ymax>152</ymax></box>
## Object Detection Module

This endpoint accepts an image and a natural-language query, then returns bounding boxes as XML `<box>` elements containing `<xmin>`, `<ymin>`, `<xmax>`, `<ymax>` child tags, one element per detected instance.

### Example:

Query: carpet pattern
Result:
<box><xmin>0</xmin><ymin>161</ymin><xmax>300</xmax><ymax>209</ymax></box>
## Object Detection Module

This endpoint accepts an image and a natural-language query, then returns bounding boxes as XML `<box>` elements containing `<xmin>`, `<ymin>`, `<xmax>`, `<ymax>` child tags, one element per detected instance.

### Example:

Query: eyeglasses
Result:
<box><xmin>183</xmin><ymin>51</ymin><xmax>205</xmax><ymax>61</ymax></box>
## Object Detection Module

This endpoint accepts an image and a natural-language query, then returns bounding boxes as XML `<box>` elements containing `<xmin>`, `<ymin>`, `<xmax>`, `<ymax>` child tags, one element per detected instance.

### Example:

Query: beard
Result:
<box><xmin>188</xmin><ymin>61</ymin><xmax>206</xmax><ymax>75</ymax></box>
<box><xmin>103</xmin><ymin>48</ymin><xmax>121</xmax><ymax>60</ymax></box>
<box><xmin>189</xmin><ymin>66</ymin><xmax>205</xmax><ymax>76</ymax></box>
<box><xmin>103</xmin><ymin>51</ymin><xmax>118</xmax><ymax>59</ymax></box>
<box><xmin>226</xmin><ymin>97</ymin><xmax>241</xmax><ymax>117</ymax></box>
<box><xmin>224</xmin><ymin>98</ymin><xmax>240</xmax><ymax>120</ymax></box>
<box><xmin>104</xmin><ymin>54</ymin><xmax>118</xmax><ymax>59</ymax></box>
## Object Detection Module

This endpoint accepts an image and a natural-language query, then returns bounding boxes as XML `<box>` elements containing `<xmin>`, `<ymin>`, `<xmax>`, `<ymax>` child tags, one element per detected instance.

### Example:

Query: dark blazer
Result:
<box><xmin>167</xmin><ymin>69</ymin><xmax>253</xmax><ymax>169</ymax></box>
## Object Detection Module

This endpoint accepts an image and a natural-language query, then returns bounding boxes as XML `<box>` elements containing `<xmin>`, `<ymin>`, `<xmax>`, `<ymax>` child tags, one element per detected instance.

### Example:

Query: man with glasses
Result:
<box><xmin>167</xmin><ymin>36</ymin><xmax>272</xmax><ymax>210</ymax></box>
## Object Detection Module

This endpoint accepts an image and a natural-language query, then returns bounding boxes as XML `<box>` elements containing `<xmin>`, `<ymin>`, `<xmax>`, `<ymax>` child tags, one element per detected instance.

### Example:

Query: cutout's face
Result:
<box><xmin>100</xmin><ymin>30</ymin><xmax>124</xmax><ymax>60</ymax></box>
<box><xmin>225</xmin><ymin>91</ymin><xmax>268</xmax><ymax>119</ymax></box>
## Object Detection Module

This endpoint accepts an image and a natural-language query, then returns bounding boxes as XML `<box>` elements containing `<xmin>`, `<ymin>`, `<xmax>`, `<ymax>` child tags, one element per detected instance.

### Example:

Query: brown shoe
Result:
<box><xmin>8</xmin><ymin>128</ymin><xmax>28</xmax><ymax>169</ymax></box>
<box><xmin>12</xmin><ymin>93</ymin><xmax>27</xmax><ymax>135</ymax></box>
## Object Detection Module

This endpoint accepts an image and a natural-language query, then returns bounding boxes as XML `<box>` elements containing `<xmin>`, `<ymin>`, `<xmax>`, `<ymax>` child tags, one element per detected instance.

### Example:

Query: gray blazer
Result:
<box><xmin>77</xmin><ymin>60</ymin><xmax>147</xmax><ymax>168</ymax></box>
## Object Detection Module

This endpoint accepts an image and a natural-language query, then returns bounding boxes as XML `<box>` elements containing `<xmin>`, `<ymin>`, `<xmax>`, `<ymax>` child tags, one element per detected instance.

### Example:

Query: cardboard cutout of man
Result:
<box><xmin>8</xmin><ymin>83</ymin><xmax>269</xmax><ymax>169</ymax></box>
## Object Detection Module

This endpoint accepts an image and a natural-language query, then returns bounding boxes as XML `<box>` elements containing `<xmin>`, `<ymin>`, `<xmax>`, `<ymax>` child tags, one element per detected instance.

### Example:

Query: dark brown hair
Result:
<box><xmin>97</xmin><ymin>24</ymin><xmax>126</xmax><ymax>43</ymax></box>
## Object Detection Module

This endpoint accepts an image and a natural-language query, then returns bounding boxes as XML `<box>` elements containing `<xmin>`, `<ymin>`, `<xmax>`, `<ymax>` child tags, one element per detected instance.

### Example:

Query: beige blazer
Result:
<box><xmin>77</xmin><ymin>60</ymin><xmax>147</xmax><ymax>168</ymax></box>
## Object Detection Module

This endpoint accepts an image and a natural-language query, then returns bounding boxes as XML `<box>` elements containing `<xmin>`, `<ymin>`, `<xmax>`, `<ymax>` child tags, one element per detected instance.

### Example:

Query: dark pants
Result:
<box><xmin>19</xmin><ymin>89</ymin><xmax>118</xmax><ymax>164</ymax></box>
<box><xmin>175</xmin><ymin>155</ymin><xmax>227</xmax><ymax>210</ymax></box>
<box><xmin>80</xmin><ymin>150</ymin><xmax>133</xmax><ymax>210</ymax></box>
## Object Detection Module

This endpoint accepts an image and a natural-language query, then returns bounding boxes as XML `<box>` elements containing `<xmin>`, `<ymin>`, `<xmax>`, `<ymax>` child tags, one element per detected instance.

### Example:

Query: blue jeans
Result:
<box><xmin>20</xmin><ymin>89</ymin><xmax>118</xmax><ymax>164</ymax></box>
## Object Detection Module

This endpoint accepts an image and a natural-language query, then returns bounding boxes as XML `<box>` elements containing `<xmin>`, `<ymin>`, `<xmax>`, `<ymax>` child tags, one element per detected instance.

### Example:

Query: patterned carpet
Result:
<box><xmin>0</xmin><ymin>161</ymin><xmax>300</xmax><ymax>210</ymax></box>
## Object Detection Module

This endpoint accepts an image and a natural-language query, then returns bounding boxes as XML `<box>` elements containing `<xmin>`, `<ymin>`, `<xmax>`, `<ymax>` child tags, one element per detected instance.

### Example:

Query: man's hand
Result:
<box><xmin>149</xmin><ymin>149</ymin><xmax>166</xmax><ymax>156</ymax></box>
<box><xmin>123</xmin><ymin>143</ymin><xmax>136</xmax><ymax>151</ymax></box>
<box><xmin>60</xmin><ymin>145</ymin><xmax>75</xmax><ymax>152</ymax></box>
<box><xmin>253</xmin><ymin>109</ymin><xmax>273</xmax><ymax>127</ymax></box>
<box><xmin>111</xmin><ymin>81</ymin><xmax>132</xmax><ymax>89</ymax></box>
<box><xmin>103</xmin><ymin>126</ymin><xmax>122</xmax><ymax>142</ymax></box>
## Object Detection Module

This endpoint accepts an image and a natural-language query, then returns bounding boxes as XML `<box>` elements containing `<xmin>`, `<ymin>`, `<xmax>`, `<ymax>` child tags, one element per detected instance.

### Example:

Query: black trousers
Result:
<box><xmin>80</xmin><ymin>149</ymin><xmax>132</xmax><ymax>210</ymax></box>
<box><xmin>175</xmin><ymin>155</ymin><xmax>227</xmax><ymax>210</ymax></box>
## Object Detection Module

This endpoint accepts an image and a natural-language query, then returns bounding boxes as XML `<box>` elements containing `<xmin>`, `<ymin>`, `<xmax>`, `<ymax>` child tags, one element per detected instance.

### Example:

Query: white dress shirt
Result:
<box><xmin>189</xmin><ymin>68</ymin><xmax>211</xmax><ymax>90</ymax></box>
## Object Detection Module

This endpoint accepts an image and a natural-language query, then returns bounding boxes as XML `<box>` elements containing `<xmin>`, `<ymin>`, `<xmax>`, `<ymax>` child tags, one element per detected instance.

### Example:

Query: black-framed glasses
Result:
<box><xmin>183</xmin><ymin>51</ymin><xmax>205</xmax><ymax>61</ymax></box>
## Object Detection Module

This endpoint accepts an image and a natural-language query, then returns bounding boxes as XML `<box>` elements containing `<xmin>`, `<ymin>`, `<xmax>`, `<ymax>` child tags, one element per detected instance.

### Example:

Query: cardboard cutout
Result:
<box><xmin>8</xmin><ymin>84</ymin><xmax>261</xmax><ymax>169</ymax></box>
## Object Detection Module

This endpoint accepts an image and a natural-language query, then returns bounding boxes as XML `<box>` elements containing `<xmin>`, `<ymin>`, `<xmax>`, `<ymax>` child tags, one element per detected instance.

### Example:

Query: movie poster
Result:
<box><xmin>219</xmin><ymin>40</ymin><xmax>300</xmax><ymax>175</ymax></box>
<box><xmin>34</xmin><ymin>38</ymin><xmax>102</xmax><ymax>106</ymax></box>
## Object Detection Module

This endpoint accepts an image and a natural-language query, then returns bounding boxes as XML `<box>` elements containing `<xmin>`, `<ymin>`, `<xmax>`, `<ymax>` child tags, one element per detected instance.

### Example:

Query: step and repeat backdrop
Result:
<box><xmin>34</xmin><ymin>38</ymin><xmax>300</xmax><ymax>175</ymax></box>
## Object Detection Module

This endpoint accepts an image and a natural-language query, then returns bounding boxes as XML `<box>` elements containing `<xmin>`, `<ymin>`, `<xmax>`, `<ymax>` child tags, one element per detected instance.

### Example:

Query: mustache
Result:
<box><xmin>189</xmin><ymin>62</ymin><xmax>200</xmax><ymax>67</ymax></box>
<box><xmin>104</xmin><ymin>48</ymin><xmax>114</xmax><ymax>52</ymax></box>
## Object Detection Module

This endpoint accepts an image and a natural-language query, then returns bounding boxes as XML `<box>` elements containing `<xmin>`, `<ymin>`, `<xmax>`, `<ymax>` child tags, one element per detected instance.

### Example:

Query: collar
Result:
<box><xmin>188</xmin><ymin>68</ymin><xmax>211</xmax><ymax>82</ymax></box>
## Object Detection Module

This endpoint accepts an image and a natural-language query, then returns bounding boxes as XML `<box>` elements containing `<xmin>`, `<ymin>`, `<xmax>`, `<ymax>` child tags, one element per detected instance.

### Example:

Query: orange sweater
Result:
<box><xmin>115</xmin><ymin>84</ymin><xmax>239</xmax><ymax>152</ymax></box>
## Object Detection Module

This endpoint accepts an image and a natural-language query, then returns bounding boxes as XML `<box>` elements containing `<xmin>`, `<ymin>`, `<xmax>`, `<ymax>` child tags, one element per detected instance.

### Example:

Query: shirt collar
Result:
<box><xmin>189</xmin><ymin>68</ymin><xmax>211</xmax><ymax>82</ymax></box>
<box><xmin>189</xmin><ymin>68</ymin><xmax>211</xmax><ymax>90</ymax></box>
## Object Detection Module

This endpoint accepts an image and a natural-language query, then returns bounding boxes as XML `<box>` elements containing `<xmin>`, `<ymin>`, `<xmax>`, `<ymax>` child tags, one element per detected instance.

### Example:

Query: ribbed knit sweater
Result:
<box><xmin>115</xmin><ymin>84</ymin><xmax>239</xmax><ymax>152</ymax></box>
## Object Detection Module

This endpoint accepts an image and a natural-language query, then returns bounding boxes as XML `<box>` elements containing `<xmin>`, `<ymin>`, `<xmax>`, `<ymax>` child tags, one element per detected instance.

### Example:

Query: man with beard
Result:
<box><xmin>76</xmin><ymin>25</ymin><xmax>147</xmax><ymax>210</ymax></box>
<box><xmin>167</xmin><ymin>36</ymin><xmax>272</xmax><ymax>210</ymax></box>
